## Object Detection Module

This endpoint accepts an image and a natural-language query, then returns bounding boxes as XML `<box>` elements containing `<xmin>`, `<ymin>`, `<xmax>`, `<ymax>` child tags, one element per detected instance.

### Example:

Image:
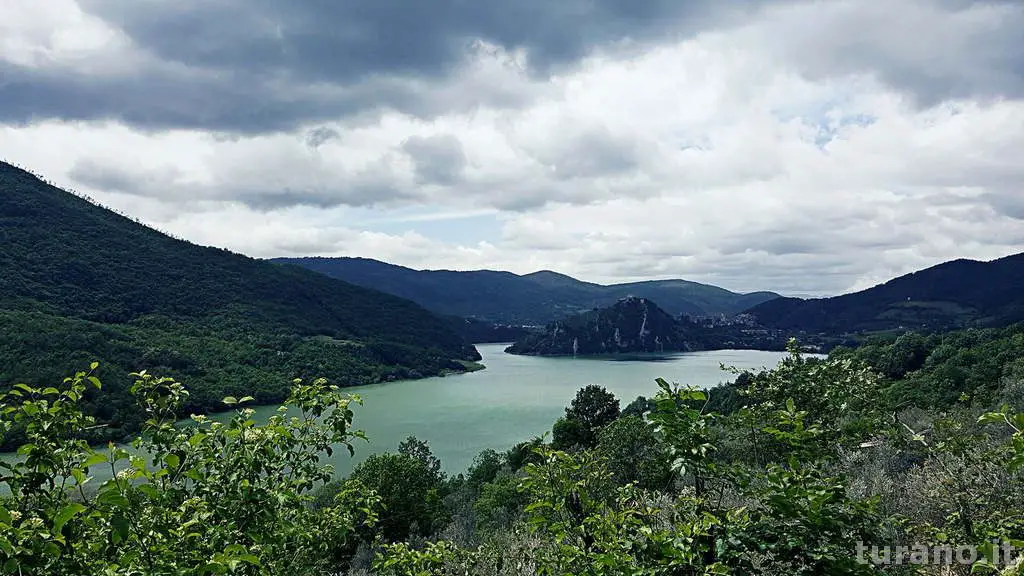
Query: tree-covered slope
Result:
<box><xmin>747</xmin><ymin>253</ymin><xmax>1024</xmax><ymax>334</ymax></box>
<box><xmin>0</xmin><ymin>162</ymin><xmax>479</xmax><ymax>443</ymax></box>
<box><xmin>831</xmin><ymin>323</ymin><xmax>1024</xmax><ymax>409</ymax></box>
<box><xmin>273</xmin><ymin>256</ymin><xmax>780</xmax><ymax>324</ymax></box>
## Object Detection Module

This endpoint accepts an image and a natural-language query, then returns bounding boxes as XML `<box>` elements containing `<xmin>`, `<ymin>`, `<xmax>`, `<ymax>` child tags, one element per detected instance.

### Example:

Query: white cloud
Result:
<box><xmin>1</xmin><ymin>0</ymin><xmax>1022</xmax><ymax>296</ymax></box>
<box><xmin>0</xmin><ymin>0</ymin><xmax>133</xmax><ymax>70</ymax></box>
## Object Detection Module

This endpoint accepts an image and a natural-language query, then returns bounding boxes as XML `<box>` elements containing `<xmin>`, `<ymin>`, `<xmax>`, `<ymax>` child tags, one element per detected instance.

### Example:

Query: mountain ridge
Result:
<box><xmin>747</xmin><ymin>252</ymin><xmax>1024</xmax><ymax>334</ymax></box>
<box><xmin>273</xmin><ymin>256</ymin><xmax>782</xmax><ymax>325</ymax></box>
<box><xmin>505</xmin><ymin>297</ymin><xmax>692</xmax><ymax>356</ymax></box>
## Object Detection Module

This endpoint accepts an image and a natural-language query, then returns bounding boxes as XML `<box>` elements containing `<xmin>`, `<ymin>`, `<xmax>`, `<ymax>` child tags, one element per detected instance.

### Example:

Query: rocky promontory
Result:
<box><xmin>505</xmin><ymin>296</ymin><xmax>695</xmax><ymax>356</ymax></box>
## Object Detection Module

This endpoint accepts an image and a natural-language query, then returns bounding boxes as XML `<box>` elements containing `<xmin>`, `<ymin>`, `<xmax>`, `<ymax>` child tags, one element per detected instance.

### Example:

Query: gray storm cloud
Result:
<box><xmin>1</xmin><ymin>0</ymin><xmax>1022</xmax><ymax>295</ymax></box>
<box><xmin>1</xmin><ymin>0</ymin><xmax>1018</xmax><ymax>132</ymax></box>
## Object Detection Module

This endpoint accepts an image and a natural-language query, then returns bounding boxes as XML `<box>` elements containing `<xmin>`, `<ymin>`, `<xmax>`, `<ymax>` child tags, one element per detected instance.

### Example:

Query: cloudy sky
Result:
<box><xmin>2</xmin><ymin>0</ymin><xmax>1023</xmax><ymax>296</ymax></box>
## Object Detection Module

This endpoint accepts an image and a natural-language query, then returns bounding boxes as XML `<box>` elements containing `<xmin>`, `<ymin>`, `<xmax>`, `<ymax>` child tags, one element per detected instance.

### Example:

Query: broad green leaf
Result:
<box><xmin>977</xmin><ymin>412</ymin><xmax>1005</xmax><ymax>425</ymax></box>
<box><xmin>84</xmin><ymin>453</ymin><xmax>108</xmax><ymax>468</ymax></box>
<box><xmin>52</xmin><ymin>503</ymin><xmax>86</xmax><ymax>533</ymax></box>
<box><xmin>165</xmin><ymin>453</ymin><xmax>181</xmax><ymax>469</ymax></box>
<box><xmin>97</xmin><ymin>490</ymin><xmax>131</xmax><ymax>509</ymax></box>
<box><xmin>111</xmin><ymin>514</ymin><xmax>130</xmax><ymax>543</ymax></box>
<box><xmin>236</xmin><ymin>554</ymin><xmax>261</xmax><ymax>566</ymax></box>
<box><xmin>200</xmin><ymin>561</ymin><xmax>228</xmax><ymax>575</ymax></box>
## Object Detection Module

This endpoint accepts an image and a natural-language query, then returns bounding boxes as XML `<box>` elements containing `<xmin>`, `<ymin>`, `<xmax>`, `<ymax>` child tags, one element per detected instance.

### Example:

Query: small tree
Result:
<box><xmin>595</xmin><ymin>415</ymin><xmax>672</xmax><ymax>491</ymax></box>
<box><xmin>398</xmin><ymin>435</ymin><xmax>443</xmax><ymax>481</ymax></box>
<box><xmin>346</xmin><ymin>451</ymin><xmax>447</xmax><ymax>542</ymax></box>
<box><xmin>552</xmin><ymin>385</ymin><xmax>620</xmax><ymax>449</ymax></box>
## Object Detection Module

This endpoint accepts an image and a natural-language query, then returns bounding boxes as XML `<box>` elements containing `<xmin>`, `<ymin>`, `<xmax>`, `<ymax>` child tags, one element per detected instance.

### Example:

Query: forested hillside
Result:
<box><xmin>274</xmin><ymin>256</ymin><xmax>780</xmax><ymax>324</ymax></box>
<box><xmin>748</xmin><ymin>254</ymin><xmax>1024</xmax><ymax>334</ymax></box>
<box><xmin>0</xmin><ymin>162</ymin><xmax>479</xmax><ymax>445</ymax></box>
<box><xmin>832</xmin><ymin>324</ymin><xmax>1024</xmax><ymax>409</ymax></box>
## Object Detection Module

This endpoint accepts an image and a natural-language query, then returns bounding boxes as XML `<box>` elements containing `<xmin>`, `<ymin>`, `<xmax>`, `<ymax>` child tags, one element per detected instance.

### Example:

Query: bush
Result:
<box><xmin>0</xmin><ymin>366</ymin><xmax>377</xmax><ymax>575</ymax></box>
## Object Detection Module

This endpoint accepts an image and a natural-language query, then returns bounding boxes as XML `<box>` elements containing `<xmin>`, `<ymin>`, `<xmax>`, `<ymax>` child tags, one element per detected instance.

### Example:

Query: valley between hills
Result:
<box><xmin>3</xmin><ymin>161</ymin><xmax>1024</xmax><ymax>576</ymax></box>
<box><xmin>4</xmin><ymin>2</ymin><xmax>1024</xmax><ymax>572</ymax></box>
<box><xmin>4</xmin><ymin>160</ymin><xmax>1024</xmax><ymax>444</ymax></box>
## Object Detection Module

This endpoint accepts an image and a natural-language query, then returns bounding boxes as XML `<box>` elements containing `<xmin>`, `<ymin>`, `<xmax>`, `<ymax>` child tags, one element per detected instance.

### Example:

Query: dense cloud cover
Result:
<box><xmin>2</xmin><ymin>0</ymin><xmax>1022</xmax><ymax>294</ymax></box>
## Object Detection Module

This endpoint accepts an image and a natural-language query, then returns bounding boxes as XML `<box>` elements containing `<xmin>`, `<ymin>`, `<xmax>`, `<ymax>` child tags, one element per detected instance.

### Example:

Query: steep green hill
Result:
<box><xmin>747</xmin><ymin>253</ymin><xmax>1024</xmax><ymax>334</ymax></box>
<box><xmin>273</xmin><ymin>257</ymin><xmax>780</xmax><ymax>324</ymax></box>
<box><xmin>0</xmin><ymin>162</ymin><xmax>479</xmax><ymax>444</ymax></box>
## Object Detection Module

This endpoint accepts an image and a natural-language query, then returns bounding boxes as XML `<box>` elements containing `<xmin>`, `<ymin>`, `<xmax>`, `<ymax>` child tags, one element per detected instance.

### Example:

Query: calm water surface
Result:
<box><xmin>3</xmin><ymin>345</ymin><xmax>791</xmax><ymax>480</ymax></box>
<box><xmin>320</xmin><ymin>344</ymin><xmax>789</xmax><ymax>474</ymax></box>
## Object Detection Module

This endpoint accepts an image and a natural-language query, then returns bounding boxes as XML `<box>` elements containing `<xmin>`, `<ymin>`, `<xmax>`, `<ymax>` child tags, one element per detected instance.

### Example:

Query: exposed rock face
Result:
<box><xmin>505</xmin><ymin>297</ymin><xmax>694</xmax><ymax>356</ymax></box>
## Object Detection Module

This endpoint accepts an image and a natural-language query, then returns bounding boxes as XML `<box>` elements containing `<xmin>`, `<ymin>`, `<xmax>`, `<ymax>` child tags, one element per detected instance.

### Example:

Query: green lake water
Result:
<box><xmin>2</xmin><ymin>344</ymin><xmax>793</xmax><ymax>481</ymax></box>
<box><xmin>297</xmin><ymin>344</ymin><xmax>790</xmax><ymax>475</ymax></box>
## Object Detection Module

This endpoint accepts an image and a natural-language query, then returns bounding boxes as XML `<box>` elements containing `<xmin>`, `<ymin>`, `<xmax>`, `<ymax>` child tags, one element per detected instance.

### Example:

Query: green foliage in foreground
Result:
<box><xmin>0</xmin><ymin>367</ymin><xmax>378</xmax><ymax>575</ymax></box>
<box><xmin>3</xmin><ymin>335</ymin><xmax>1024</xmax><ymax>575</ymax></box>
<box><xmin>367</xmin><ymin>341</ymin><xmax>1024</xmax><ymax>576</ymax></box>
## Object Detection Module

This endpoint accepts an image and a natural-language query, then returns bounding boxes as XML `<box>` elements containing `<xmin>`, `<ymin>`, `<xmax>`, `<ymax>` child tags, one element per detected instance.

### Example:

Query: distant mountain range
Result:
<box><xmin>0</xmin><ymin>162</ymin><xmax>478</xmax><ymax>445</ymax></box>
<box><xmin>4</xmin><ymin>156</ymin><xmax>1022</xmax><ymax>448</ymax></box>
<box><xmin>749</xmin><ymin>253</ymin><xmax>1024</xmax><ymax>334</ymax></box>
<box><xmin>501</xmin><ymin>252</ymin><xmax>1024</xmax><ymax>354</ymax></box>
<box><xmin>273</xmin><ymin>257</ymin><xmax>781</xmax><ymax>325</ymax></box>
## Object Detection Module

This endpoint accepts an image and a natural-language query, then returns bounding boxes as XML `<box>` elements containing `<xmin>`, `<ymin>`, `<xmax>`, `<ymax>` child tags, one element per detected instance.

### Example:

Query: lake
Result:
<box><xmin>318</xmin><ymin>343</ymin><xmax>790</xmax><ymax>475</ymax></box>
<box><xmin>1</xmin><ymin>344</ymin><xmax>792</xmax><ymax>481</ymax></box>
